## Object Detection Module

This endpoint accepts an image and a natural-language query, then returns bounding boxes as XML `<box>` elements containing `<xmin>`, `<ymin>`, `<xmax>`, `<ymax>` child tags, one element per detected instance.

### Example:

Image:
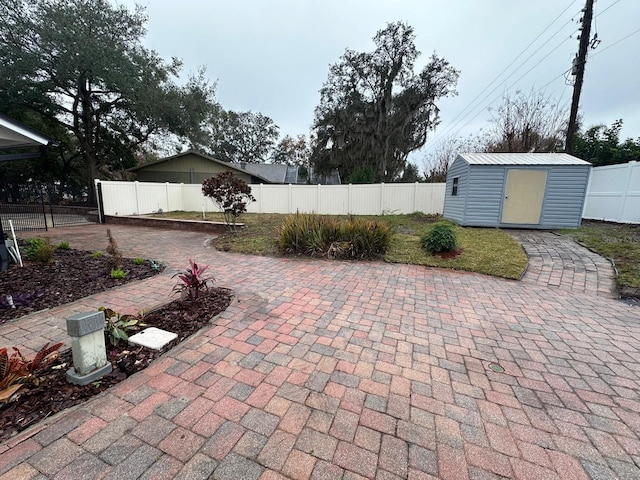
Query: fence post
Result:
<box><xmin>96</xmin><ymin>180</ymin><xmax>106</xmax><ymax>223</ymax></box>
<box><xmin>259</xmin><ymin>184</ymin><xmax>263</xmax><ymax>214</ymax></box>
<box><xmin>317</xmin><ymin>184</ymin><xmax>321</xmax><ymax>213</ymax></box>
<box><xmin>49</xmin><ymin>199</ymin><xmax>56</xmax><ymax>228</ymax></box>
<box><xmin>40</xmin><ymin>190</ymin><xmax>48</xmax><ymax>231</ymax></box>
<box><xmin>165</xmin><ymin>182</ymin><xmax>170</xmax><ymax>212</ymax></box>
<box><xmin>413</xmin><ymin>182</ymin><xmax>419</xmax><ymax>213</ymax></box>
<box><xmin>348</xmin><ymin>183</ymin><xmax>353</xmax><ymax>214</ymax></box>
<box><xmin>134</xmin><ymin>181</ymin><xmax>140</xmax><ymax>215</ymax></box>
<box><xmin>288</xmin><ymin>183</ymin><xmax>293</xmax><ymax>214</ymax></box>
<box><xmin>619</xmin><ymin>161</ymin><xmax>636</xmax><ymax>222</ymax></box>
<box><xmin>379</xmin><ymin>183</ymin><xmax>385</xmax><ymax>215</ymax></box>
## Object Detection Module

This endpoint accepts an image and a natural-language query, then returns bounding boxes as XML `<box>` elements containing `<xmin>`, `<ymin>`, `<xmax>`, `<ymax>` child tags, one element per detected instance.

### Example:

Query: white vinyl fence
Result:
<box><xmin>583</xmin><ymin>161</ymin><xmax>640</xmax><ymax>223</ymax></box>
<box><xmin>97</xmin><ymin>180</ymin><xmax>447</xmax><ymax>217</ymax></box>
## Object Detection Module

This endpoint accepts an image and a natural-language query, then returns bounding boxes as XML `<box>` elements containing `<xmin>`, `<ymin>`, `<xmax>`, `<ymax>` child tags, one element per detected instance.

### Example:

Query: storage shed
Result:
<box><xmin>443</xmin><ymin>153</ymin><xmax>591</xmax><ymax>229</ymax></box>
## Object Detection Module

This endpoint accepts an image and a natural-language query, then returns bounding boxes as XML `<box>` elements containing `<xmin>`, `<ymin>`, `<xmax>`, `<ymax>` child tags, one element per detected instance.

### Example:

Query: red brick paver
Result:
<box><xmin>1</xmin><ymin>224</ymin><xmax>638</xmax><ymax>479</ymax></box>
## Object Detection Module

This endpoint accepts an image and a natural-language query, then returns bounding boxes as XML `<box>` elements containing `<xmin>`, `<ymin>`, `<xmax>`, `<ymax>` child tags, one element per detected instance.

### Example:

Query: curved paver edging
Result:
<box><xmin>508</xmin><ymin>229</ymin><xmax>617</xmax><ymax>299</ymax></box>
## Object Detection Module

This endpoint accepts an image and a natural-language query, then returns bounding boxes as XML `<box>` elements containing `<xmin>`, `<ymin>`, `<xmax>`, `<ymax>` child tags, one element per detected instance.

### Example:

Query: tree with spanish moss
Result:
<box><xmin>311</xmin><ymin>21</ymin><xmax>459</xmax><ymax>183</ymax></box>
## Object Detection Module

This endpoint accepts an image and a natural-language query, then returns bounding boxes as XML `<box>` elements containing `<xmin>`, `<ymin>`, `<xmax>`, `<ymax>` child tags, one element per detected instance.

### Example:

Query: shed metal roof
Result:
<box><xmin>459</xmin><ymin>153</ymin><xmax>591</xmax><ymax>166</ymax></box>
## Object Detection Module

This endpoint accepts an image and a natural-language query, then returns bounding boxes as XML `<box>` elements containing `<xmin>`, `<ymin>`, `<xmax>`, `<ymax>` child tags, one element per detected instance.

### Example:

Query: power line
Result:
<box><xmin>434</xmin><ymin>0</ymin><xmax>580</xmax><ymax>136</ymax></box>
<box><xmin>428</xmin><ymin>19</ymin><xmax>577</xmax><ymax>146</ymax></box>
<box><xmin>451</xmin><ymin>36</ymin><xmax>574</xmax><ymax>137</ymax></box>
<box><xmin>596</xmin><ymin>0</ymin><xmax>621</xmax><ymax>17</ymax></box>
<box><xmin>541</xmin><ymin>67</ymin><xmax>573</xmax><ymax>90</ymax></box>
<box><xmin>590</xmin><ymin>27</ymin><xmax>640</xmax><ymax>58</ymax></box>
<box><xmin>540</xmin><ymin>0</ymin><xmax>625</xmax><ymax>92</ymax></box>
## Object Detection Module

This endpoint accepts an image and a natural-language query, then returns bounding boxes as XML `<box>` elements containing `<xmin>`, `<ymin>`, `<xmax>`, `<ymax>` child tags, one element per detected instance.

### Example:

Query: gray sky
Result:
<box><xmin>125</xmin><ymin>0</ymin><xmax>640</xmax><ymax>162</ymax></box>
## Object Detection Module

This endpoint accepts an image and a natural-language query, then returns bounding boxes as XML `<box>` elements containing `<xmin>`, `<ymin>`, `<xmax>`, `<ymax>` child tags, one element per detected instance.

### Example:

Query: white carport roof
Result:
<box><xmin>0</xmin><ymin>113</ymin><xmax>56</xmax><ymax>161</ymax></box>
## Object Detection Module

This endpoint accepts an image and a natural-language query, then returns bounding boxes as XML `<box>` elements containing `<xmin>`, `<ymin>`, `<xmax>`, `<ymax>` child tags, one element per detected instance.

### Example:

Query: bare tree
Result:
<box><xmin>484</xmin><ymin>90</ymin><xmax>567</xmax><ymax>153</ymax></box>
<box><xmin>422</xmin><ymin>134</ymin><xmax>484</xmax><ymax>182</ymax></box>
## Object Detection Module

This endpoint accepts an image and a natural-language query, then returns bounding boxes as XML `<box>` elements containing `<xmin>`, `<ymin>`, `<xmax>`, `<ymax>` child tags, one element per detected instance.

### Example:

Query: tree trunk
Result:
<box><xmin>83</xmin><ymin>150</ymin><xmax>99</xmax><ymax>206</ymax></box>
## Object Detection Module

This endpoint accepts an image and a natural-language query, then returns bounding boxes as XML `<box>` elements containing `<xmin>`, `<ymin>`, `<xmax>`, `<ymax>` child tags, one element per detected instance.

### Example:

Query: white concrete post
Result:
<box><xmin>66</xmin><ymin>311</ymin><xmax>112</xmax><ymax>385</ymax></box>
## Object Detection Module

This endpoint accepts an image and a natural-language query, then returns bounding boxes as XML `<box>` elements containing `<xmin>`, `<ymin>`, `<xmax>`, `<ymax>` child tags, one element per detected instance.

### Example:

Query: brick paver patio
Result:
<box><xmin>0</xmin><ymin>224</ymin><xmax>638</xmax><ymax>479</ymax></box>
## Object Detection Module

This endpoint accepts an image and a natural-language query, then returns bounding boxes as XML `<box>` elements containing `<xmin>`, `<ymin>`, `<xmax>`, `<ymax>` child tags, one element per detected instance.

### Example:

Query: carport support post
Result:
<box><xmin>66</xmin><ymin>311</ymin><xmax>112</xmax><ymax>385</ymax></box>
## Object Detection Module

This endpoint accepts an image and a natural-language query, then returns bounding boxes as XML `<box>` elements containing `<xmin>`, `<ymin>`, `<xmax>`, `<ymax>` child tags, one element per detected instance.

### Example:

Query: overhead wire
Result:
<box><xmin>449</xmin><ymin>36</ymin><xmax>575</xmax><ymax>136</ymax></box>
<box><xmin>432</xmin><ymin>0</ymin><xmax>580</xmax><ymax>138</ymax></box>
<box><xmin>590</xmin><ymin>27</ymin><xmax>640</xmax><ymax>58</ymax></box>
<box><xmin>596</xmin><ymin>0</ymin><xmax>621</xmax><ymax>17</ymax></box>
<box><xmin>427</xmin><ymin>10</ymin><xmax>579</xmax><ymax>147</ymax></box>
<box><xmin>539</xmin><ymin>0</ymin><xmax>624</xmax><ymax>91</ymax></box>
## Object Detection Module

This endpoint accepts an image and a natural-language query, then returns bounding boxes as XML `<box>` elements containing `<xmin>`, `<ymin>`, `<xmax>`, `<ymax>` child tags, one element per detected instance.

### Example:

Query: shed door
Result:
<box><xmin>501</xmin><ymin>170</ymin><xmax>547</xmax><ymax>224</ymax></box>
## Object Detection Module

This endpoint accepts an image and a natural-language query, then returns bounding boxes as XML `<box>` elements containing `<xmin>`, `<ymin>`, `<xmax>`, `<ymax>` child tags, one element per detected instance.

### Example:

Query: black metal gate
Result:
<box><xmin>0</xmin><ymin>182</ymin><xmax>98</xmax><ymax>232</ymax></box>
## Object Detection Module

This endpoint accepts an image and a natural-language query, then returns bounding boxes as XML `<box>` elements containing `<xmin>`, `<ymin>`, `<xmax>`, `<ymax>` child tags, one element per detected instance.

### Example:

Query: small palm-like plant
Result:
<box><xmin>172</xmin><ymin>260</ymin><xmax>214</xmax><ymax>300</ymax></box>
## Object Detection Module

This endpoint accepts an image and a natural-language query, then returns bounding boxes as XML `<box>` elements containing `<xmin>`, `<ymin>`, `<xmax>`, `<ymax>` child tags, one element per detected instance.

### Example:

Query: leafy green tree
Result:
<box><xmin>0</xmin><ymin>108</ymin><xmax>86</xmax><ymax>202</ymax></box>
<box><xmin>272</xmin><ymin>134</ymin><xmax>311</xmax><ymax>167</ymax></box>
<box><xmin>0</xmin><ymin>0</ymin><xmax>218</xmax><ymax>204</ymax></box>
<box><xmin>311</xmin><ymin>21</ymin><xmax>459</xmax><ymax>183</ymax></box>
<box><xmin>396</xmin><ymin>163</ymin><xmax>423</xmax><ymax>183</ymax></box>
<box><xmin>346</xmin><ymin>165</ymin><xmax>376</xmax><ymax>184</ymax></box>
<box><xmin>208</xmin><ymin>110</ymin><xmax>279</xmax><ymax>164</ymax></box>
<box><xmin>572</xmin><ymin>120</ymin><xmax>640</xmax><ymax>166</ymax></box>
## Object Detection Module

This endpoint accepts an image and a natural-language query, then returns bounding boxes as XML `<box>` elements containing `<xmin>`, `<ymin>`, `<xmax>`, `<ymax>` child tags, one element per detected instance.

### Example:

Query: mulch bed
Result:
<box><xmin>0</xmin><ymin>243</ymin><xmax>234</xmax><ymax>442</ymax></box>
<box><xmin>0</xmin><ymin>246</ymin><xmax>165</xmax><ymax>324</ymax></box>
<box><xmin>0</xmin><ymin>287</ymin><xmax>233</xmax><ymax>442</ymax></box>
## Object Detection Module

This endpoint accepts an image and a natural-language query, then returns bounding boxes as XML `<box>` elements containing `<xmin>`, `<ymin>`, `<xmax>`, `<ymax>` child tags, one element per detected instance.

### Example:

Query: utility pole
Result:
<box><xmin>565</xmin><ymin>0</ymin><xmax>594</xmax><ymax>154</ymax></box>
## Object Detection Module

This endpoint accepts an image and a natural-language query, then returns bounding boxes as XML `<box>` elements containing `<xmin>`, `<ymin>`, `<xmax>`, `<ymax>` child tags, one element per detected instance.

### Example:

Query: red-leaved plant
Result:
<box><xmin>202</xmin><ymin>171</ymin><xmax>255</xmax><ymax>231</ymax></box>
<box><xmin>0</xmin><ymin>342</ymin><xmax>64</xmax><ymax>402</ymax></box>
<box><xmin>172</xmin><ymin>260</ymin><xmax>214</xmax><ymax>300</ymax></box>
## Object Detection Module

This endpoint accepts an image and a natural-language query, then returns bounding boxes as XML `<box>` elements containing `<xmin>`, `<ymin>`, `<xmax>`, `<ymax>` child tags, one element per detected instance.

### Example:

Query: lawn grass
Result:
<box><xmin>563</xmin><ymin>221</ymin><xmax>640</xmax><ymax>293</ymax></box>
<box><xmin>155</xmin><ymin>211</ymin><xmax>528</xmax><ymax>279</ymax></box>
<box><xmin>386</xmin><ymin>228</ymin><xmax>527</xmax><ymax>279</ymax></box>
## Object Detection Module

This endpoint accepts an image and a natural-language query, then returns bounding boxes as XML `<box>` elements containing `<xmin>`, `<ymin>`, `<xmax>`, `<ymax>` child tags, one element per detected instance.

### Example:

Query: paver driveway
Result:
<box><xmin>1</xmin><ymin>224</ymin><xmax>639</xmax><ymax>479</ymax></box>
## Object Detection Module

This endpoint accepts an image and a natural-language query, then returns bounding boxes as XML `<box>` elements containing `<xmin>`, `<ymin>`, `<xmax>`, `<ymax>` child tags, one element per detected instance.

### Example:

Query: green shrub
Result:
<box><xmin>25</xmin><ymin>237</ymin><xmax>55</xmax><ymax>262</ymax></box>
<box><xmin>110</xmin><ymin>269</ymin><xmax>128</xmax><ymax>279</ymax></box>
<box><xmin>133</xmin><ymin>257</ymin><xmax>145</xmax><ymax>265</ymax></box>
<box><xmin>91</xmin><ymin>251</ymin><xmax>103</xmax><ymax>258</ymax></box>
<box><xmin>421</xmin><ymin>222</ymin><xmax>458</xmax><ymax>254</ymax></box>
<box><xmin>56</xmin><ymin>240</ymin><xmax>70</xmax><ymax>250</ymax></box>
<box><xmin>278</xmin><ymin>213</ymin><xmax>392</xmax><ymax>259</ymax></box>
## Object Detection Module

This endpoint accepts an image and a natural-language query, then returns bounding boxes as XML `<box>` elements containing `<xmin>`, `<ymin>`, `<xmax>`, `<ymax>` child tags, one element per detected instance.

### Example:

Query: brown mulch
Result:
<box><xmin>0</xmin><ymin>244</ymin><xmax>234</xmax><ymax>442</ymax></box>
<box><xmin>0</xmin><ymin>287</ymin><xmax>233</xmax><ymax>442</ymax></box>
<box><xmin>0</xmin><ymin>246</ymin><xmax>165</xmax><ymax>324</ymax></box>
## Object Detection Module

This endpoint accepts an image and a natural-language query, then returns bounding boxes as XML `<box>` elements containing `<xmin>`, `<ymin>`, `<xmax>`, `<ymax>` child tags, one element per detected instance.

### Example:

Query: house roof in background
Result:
<box><xmin>459</xmin><ymin>153</ymin><xmax>591</xmax><ymax>166</ymax></box>
<box><xmin>0</xmin><ymin>113</ymin><xmax>54</xmax><ymax>150</ymax></box>
<box><xmin>127</xmin><ymin>149</ymin><xmax>272</xmax><ymax>183</ymax></box>
<box><xmin>237</xmin><ymin>162</ymin><xmax>300</xmax><ymax>184</ymax></box>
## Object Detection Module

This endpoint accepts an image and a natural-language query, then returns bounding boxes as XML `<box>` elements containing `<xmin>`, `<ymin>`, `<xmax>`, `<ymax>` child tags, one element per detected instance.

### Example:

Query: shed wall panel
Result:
<box><xmin>442</xmin><ymin>158</ymin><xmax>468</xmax><ymax>222</ymax></box>
<box><xmin>539</xmin><ymin>166</ymin><xmax>590</xmax><ymax>228</ymax></box>
<box><xmin>462</xmin><ymin>166</ymin><xmax>505</xmax><ymax>225</ymax></box>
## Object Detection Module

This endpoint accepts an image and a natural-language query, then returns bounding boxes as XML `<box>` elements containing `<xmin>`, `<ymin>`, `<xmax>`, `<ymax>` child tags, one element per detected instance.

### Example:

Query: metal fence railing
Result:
<box><xmin>0</xmin><ymin>202</ymin><xmax>48</xmax><ymax>231</ymax></box>
<box><xmin>0</xmin><ymin>204</ymin><xmax>99</xmax><ymax>232</ymax></box>
<box><xmin>49</xmin><ymin>205</ymin><xmax>98</xmax><ymax>227</ymax></box>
